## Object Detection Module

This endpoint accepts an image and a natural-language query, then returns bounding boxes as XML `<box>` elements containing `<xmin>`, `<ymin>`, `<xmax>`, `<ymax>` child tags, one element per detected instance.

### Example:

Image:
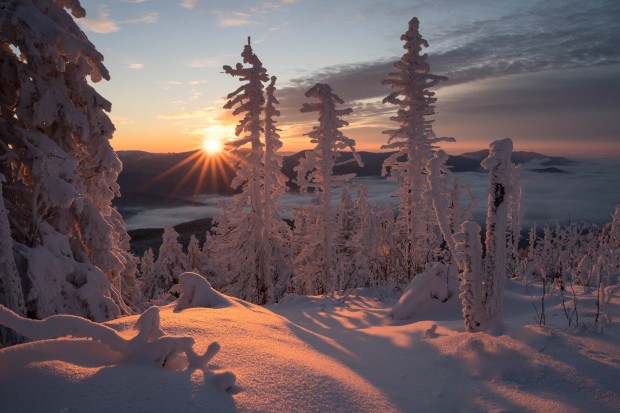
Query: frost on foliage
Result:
<box><xmin>213</xmin><ymin>40</ymin><xmax>291</xmax><ymax>305</ymax></box>
<box><xmin>0</xmin><ymin>304</ymin><xmax>236</xmax><ymax>389</ymax></box>
<box><xmin>594</xmin><ymin>204</ymin><xmax>620</xmax><ymax>331</ymax></box>
<box><xmin>480</xmin><ymin>138</ymin><xmax>515</xmax><ymax>334</ymax></box>
<box><xmin>173</xmin><ymin>272</ymin><xmax>232</xmax><ymax>312</ymax></box>
<box><xmin>392</xmin><ymin>262</ymin><xmax>455</xmax><ymax>320</ymax></box>
<box><xmin>381</xmin><ymin>17</ymin><xmax>455</xmax><ymax>278</ymax></box>
<box><xmin>293</xmin><ymin>83</ymin><xmax>362</xmax><ymax>295</ymax></box>
<box><xmin>454</xmin><ymin>221</ymin><xmax>483</xmax><ymax>332</ymax></box>
<box><xmin>0</xmin><ymin>176</ymin><xmax>25</xmax><ymax>344</ymax></box>
<box><xmin>0</xmin><ymin>0</ymin><xmax>137</xmax><ymax>325</ymax></box>
<box><xmin>426</xmin><ymin>149</ymin><xmax>458</xmax><ymax>260</ymax></box>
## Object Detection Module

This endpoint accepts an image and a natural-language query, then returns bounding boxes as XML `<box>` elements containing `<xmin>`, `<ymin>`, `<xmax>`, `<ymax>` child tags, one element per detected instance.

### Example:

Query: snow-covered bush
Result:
<box><xmin>392</xmin><ymin>262</ymin><xmax>456</xmax><ymax>320</ymax></box>
<box><xmin>425</xmin><ymin>138</ymin><xmax>518</xmax><ymax>333</ymax></box>
<box><xmin>173</xmin><ymin>272</ymin><xmax>231</xmax><ymax>312</ymax></box>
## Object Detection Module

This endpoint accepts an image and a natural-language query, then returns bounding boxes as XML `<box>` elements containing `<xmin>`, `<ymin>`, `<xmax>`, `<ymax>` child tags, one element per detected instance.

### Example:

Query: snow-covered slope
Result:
<box><xmin>1</xmin><ymin>278</ymin><xmax>619</xmax><ymax>412</ymax></box>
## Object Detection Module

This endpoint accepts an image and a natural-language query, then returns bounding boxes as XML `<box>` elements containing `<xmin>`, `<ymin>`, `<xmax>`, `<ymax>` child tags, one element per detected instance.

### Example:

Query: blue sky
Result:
<box><xmin>78</xmin><ymin>0</ymin><xmax>620</xmax><ymax>156</ymax></box>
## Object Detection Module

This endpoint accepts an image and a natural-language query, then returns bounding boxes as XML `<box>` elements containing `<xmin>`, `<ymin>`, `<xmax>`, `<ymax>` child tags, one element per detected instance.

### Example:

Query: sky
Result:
<box><xmin>77</xmin><ymin>0</ymin><xmax>620</xmax><ymax>157</ymax></box>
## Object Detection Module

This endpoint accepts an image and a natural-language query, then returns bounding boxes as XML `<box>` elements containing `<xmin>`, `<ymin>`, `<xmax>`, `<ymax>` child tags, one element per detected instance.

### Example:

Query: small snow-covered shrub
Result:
<box><xmin>173</xmin><ymin>272</ymin><xmax>231</xmax><ymax>312</ymax></box>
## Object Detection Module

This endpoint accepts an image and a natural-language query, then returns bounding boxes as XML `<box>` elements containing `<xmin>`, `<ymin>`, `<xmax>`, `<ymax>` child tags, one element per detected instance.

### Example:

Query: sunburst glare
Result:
<box><xmin>202</xmin><ymin>137</ymin><xmax>223</xmax><ymax>154</ymax></box>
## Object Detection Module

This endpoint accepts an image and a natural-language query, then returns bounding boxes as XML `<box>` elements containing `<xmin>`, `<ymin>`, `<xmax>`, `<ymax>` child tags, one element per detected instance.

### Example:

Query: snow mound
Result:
<box><xmin>392</xmin><ymin>263</ymin><xmax>459</xmax><ymax>320</ymax></box>
<box><xmin>0</xmin><ymin>304</ymin><xmax>236</xmax><ymax>411</ymax></box>
<box><xmin>173</xmin><ymin>272</ymin><xmax>233</xmax><ymax>312</ymax></box>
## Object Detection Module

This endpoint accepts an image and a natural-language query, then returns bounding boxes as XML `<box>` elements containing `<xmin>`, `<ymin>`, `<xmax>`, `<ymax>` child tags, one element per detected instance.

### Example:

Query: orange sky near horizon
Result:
<box><xmin>82</xmin><ymin>1</ymin><xmax>619</xmax><ymax>160</ymax></box>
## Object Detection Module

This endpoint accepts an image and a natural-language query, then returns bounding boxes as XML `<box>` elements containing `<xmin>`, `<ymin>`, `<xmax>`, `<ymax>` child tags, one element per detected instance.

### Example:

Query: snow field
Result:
<box><xmin>1</xmin><ymin>277</ymin><xmax>618</xmax><ymax>412</ymax></box>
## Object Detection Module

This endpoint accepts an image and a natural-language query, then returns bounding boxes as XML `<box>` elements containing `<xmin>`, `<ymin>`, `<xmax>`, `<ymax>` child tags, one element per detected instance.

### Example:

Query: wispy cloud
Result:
<box><xmin>82</xmin><ymin>7</ymin><xmax>158</xmax><ymax>34</ymax></box>
<box><xmin>218</xmin><ymin>17</ymin><xmax>253</xmax><ymax>27</ymax></box>
<box><xmin>82</xmin><ymin>5</ymin><xmax>120</xmax><ymax>34</ymax></box>
<box><xmin>213</xmin><ymin>11</ymin><xmax>253</xmax><ymax>28</ymax></box>
<box><xmin>158</xmin><ymin>108</ymin><xmax>215</xmax><ymax>120</ymax></box>
<box><xmin>276</xmin><ymin>0</ymin><xmax>620</xmax><ymax>111</ymax></box>
<box><xmin>123</xmin><ymin>12</ymin><xmax>159</xmax><ymax>24</ymax></box>
<box><xmin>159</xmin><ymin>80</ymin><xmax>184</xmax><ymax>86</ymax></box>
<box><xmin>110</xmin><ymin>116</ymin><xmax>135</xmax><ymax>126</ymax></box>
<box><xmin>128</xmin><ymin>63</ymin><xmax>144</xmax><ymax>69</ymax></box>
<box><xmin>119</xmin><ymin>0</ymin><xmax>148</xmax><ymax>3</ymax></box>
<box><xmin>180</xmin><ymin>0</ymin><xmax>197</xmax><ymax>10</ymax></box>
<box><xmin>187</xmin><ymin>58</ymin><xmax>220</xmax><ymax>68</ymax></box>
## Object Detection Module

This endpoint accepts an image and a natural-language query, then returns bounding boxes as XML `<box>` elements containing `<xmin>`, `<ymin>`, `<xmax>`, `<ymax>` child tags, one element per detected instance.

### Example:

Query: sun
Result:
<box><xmin>202</xmin><ymin>137</ymin><xmax>223</xmax><ymax>155</ymax></box>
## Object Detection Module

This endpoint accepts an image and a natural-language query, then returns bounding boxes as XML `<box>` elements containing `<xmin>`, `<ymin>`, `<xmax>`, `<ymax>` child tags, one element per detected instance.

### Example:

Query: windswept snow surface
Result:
<box><xmin>1</xmin><ymin>279</ymin><xmax>619</xmax><ymax>412</ymax></box>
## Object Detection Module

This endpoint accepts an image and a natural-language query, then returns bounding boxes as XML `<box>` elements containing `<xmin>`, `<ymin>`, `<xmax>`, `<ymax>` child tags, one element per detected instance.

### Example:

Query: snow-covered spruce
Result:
<box><xmin>213</xmin><ymin>39</ymin><xmax>291</xmax><ymax>305</ymax></box>
<box><xmin>0</xmin><ymin>175</ymin><xmax>25</xmax><ymax>344</ymax></box>
<box><xmin>0</xmin><ymin>0</ymin><xmax>137</xmax><ymax>329</ymax></box>
<box><xmin>143</xmin><ymin>224</ymin><xmax>188</xmax><ymax>301</ymax></box>
<box><xmin>381</xmin><ymin>17</ymin><xmax>455</xmax><ymax>280</ymax></box>
<box><xmin>292</xmin><ymin>83</ymin><xmax>362</xmax><ymax>295</ymax></box>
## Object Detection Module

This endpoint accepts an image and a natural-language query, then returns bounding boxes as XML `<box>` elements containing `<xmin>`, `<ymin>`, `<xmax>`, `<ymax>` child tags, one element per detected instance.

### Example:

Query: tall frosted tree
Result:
<box><xmin>213</xmin><ymin>39</ymin><xmax>290</xmax><ymax>304</ymax></box>
<box><xmin>262</xmin><ymin>76</ymin><xmax>293</xmax><ymax>300</ymax></box>
<box><xmin>480</xmin><ymin>138</ymin><xmax>515</xmax><ymax>333</ymax></box>
<box><xmin>381</xmin><ymin>17</ymin><xmax>454</xmax><ymax>279</ymax></box>
<box><xmin>293</xmin><ymin>83</ymin><xmax>362</xmax><ymax>295</ymax></box>
<box><xmin>0</xmin><ymin>0</ymin><xmax>136</xmax><ymax>326</ymax></box>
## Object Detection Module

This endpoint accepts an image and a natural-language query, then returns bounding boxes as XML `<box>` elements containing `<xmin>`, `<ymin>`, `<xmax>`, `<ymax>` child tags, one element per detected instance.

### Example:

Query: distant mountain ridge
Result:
<box><xmin>114</xmin><ymin>149</ymin><xmax>575</xmax><ymax>214</ymax></box>
<box><xmin>460</xmin><ymin>150</ymin><xmax>577</xmax><ymax>166</ymax></box>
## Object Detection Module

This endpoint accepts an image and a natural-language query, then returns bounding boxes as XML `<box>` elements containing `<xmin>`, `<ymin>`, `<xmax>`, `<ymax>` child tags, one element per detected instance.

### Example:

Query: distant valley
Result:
<box><xmin>115</xmin><ymin>149</ymin><xmax>578</xmax><ymax>256</ymax></box>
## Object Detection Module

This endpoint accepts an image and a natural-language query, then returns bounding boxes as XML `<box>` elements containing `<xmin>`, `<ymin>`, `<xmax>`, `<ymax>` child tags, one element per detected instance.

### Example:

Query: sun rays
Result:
<box><xmin>145</xmin><ymin>139</ymin><xmax>237</xmax><ymax>197</ymax></box>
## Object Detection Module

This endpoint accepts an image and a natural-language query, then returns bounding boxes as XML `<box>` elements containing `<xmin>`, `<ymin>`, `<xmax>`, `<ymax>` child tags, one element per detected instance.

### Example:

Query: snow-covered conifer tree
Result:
<box><xmin>0</xmin><ymin>1</ymin><xmax>136</xmax><ymax>322</ymax></box>
<box><xmin>0</xmin><ymin>176</ymin><xmax>25</xmax><ymax>343</ymax></box>
<box><xmin>262</xmin><ymin>76</ymin><xmax>293</xmax><ymax>300</ymax></box>
<box><xmin>139</xmin><ymin>248</ymin><xmax>157</xmax><ymax>299</ymax></box>
<box><xmin>213</xmin><ymin>40</ymin><xmax>290</xmax><ymax>304</ymax></box>
<box><xmin>149</xmin><ymin>225</ymin><xmax>188</xmax><ymax>300</ymax></box>
<box><xmin>187</xmin><ymin>234</ymin><xmax>204</xmax><ymax>273</ymax></box>
<box><xmin>381</xmin><ymin>17</ymin><xmax>455</xmax><ymax>279</ymax></box>
<box><xmin>335</xmin><ymin>187</ymin><xmax>359</xmax><ymax>290</ymax></box>
<box><xmin>293</xmin><ymin>83</ymin><xmax>362</xmax><ymax>295</ymax></box>
<box><xmin>349</xmin><ymin>186</ymin><xmax>390</xmax><ymax>288</ymax></box>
